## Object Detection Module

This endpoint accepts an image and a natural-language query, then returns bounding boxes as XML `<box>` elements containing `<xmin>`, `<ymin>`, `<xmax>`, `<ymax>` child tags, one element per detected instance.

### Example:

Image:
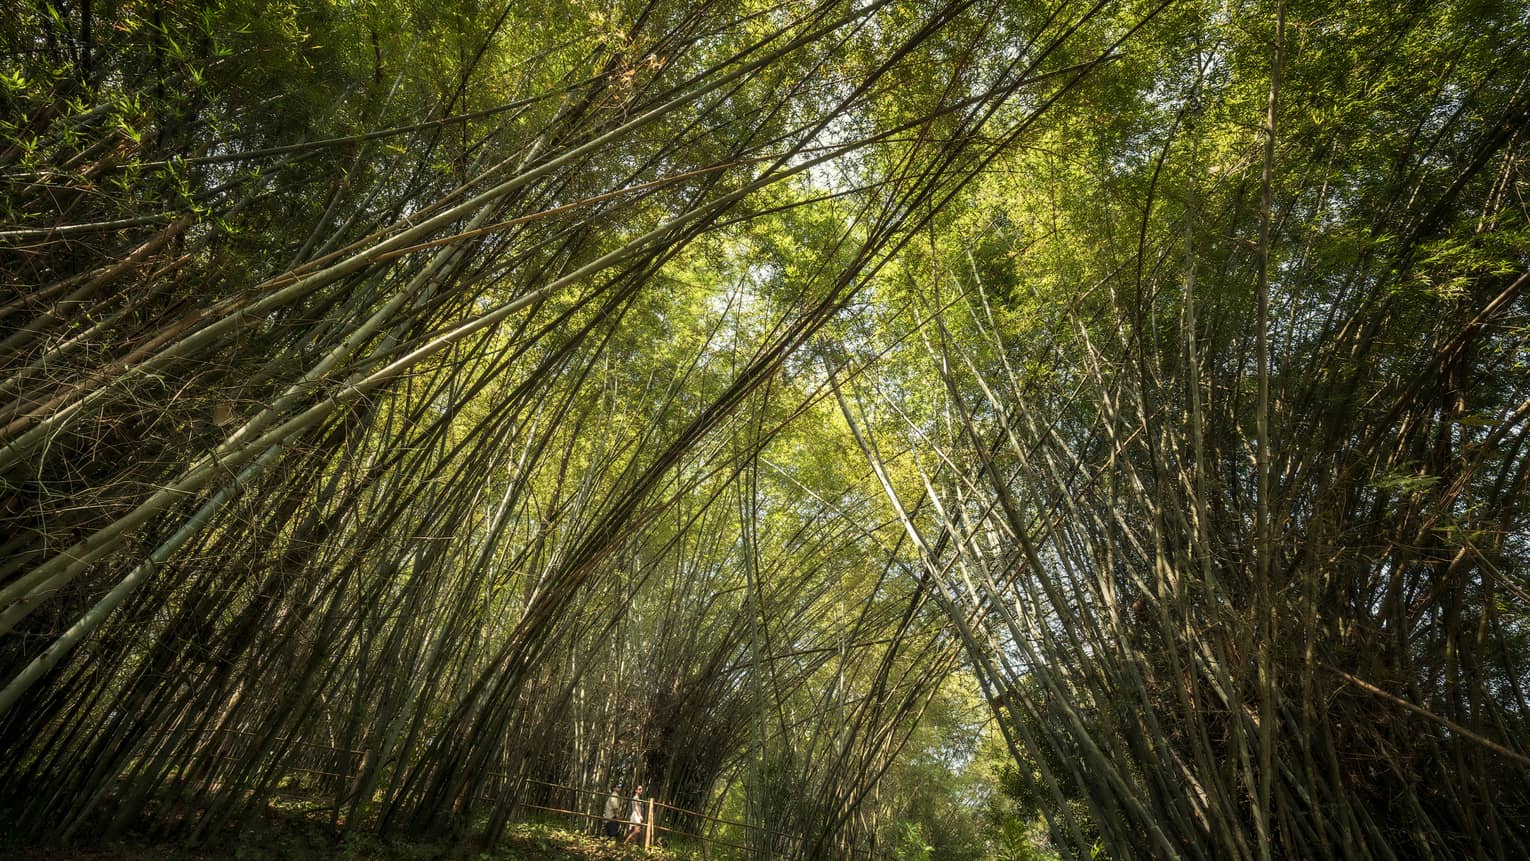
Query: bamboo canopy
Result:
<box><xmin>3</xmin><ymin>0</ymin><xmax>1529</xmax><ymax>857</ymax></box>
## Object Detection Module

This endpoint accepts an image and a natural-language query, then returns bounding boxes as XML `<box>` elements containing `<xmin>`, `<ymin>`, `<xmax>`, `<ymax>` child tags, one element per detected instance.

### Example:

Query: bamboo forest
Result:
<box><xmin>2</xmin><ymin>0</ymin><xmax>1528</xmax><ymax>859</ymax></box>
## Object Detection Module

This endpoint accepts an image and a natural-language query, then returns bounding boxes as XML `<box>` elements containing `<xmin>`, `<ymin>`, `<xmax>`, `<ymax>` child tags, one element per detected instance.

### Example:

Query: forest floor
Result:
<box><xmin>5</xmin><ymin>823</ymin><xmax>680</xmax><ymax>861</ymax></box>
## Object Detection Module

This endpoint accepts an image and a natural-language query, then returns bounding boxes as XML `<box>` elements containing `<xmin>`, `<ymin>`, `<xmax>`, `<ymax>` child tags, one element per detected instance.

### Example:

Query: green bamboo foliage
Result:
<box><xmin>9</xmin><ymin>0</ymin><xmax>1522</xmax><ymax>857</ymax></box>
<box><xmin>1</xmin><ymin>0</ymin><xmax>1132</xmax><ymax>853</ymax></box>
<box><xmin>839</xmin><ymin>0</ymin><xmax>1530</xmax><ymax>856</ymax></box>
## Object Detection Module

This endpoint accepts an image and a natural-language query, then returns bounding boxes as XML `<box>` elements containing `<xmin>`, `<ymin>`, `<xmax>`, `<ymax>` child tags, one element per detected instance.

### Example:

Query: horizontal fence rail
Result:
<box><xmin>133</xmin><ymin>728</ymin><xmax>893</xmax><ymax>859</ymax></box>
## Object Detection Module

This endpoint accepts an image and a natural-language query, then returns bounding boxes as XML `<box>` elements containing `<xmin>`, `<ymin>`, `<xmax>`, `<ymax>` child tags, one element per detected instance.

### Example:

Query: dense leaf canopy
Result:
<box><xmin>3</xmin><ymin>0</ymin><xmax>1528</xmax><ymax>858</ymax></box>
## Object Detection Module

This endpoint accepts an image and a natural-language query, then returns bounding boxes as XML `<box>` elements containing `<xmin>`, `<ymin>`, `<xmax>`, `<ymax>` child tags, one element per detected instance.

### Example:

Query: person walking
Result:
<box><xmin>623</xmin><ymin>784</ymin><xmax>646</xmax><ymax>844</ymax></box>
<box><xmin>603</xmin><ymin>784</ymin><xmax>624</xmax><ymax>839</ymax></box>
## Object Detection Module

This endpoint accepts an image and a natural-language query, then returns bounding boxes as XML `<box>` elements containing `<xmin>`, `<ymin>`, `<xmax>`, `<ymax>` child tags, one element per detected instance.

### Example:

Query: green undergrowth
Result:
<box><xmin>3</xmin><ymin>823</ymin><xmax>682</xmax><ymax>861</ymax></box>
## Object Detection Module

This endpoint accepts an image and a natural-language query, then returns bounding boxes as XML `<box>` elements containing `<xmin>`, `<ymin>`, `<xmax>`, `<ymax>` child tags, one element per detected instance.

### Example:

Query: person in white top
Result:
<box><xmin>624</xmin><ymin>784</ymin><xmax>646</xmax><ymax>843</ymax></box>
<box><xmin>602</xmin><ymin>785</ymin><xmax>624</xmax><ymax>839</ymax></box>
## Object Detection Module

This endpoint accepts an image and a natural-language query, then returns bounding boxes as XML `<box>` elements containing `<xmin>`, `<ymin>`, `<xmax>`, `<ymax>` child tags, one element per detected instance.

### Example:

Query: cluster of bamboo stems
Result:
<box><xmin>4</xmin><ymin>0</ymin><xmax>1527</xmax><ymax>857</ymax></box>
<box><xmin>1</xmin><ymin>0</ymin><xmax>1137</xmax><ymax>853</ymax></box>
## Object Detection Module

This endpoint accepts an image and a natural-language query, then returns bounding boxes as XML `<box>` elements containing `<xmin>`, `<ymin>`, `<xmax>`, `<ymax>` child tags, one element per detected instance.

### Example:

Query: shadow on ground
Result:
<box><xmin>4</xmin><ymin>823</ymin><xmax>680</xmax><ymax>861</ymax></box>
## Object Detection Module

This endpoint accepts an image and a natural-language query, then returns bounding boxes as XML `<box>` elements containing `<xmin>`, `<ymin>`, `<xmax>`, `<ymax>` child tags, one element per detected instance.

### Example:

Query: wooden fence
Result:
<box><xmin>137</xmin><ymin>727</ymin><xmax>892</xmax><ymax>860</ymax></box>
<box><xmin>508</xmin><ymin>777</ymin><xmax>891</xmax><ymax>860</ymax></box>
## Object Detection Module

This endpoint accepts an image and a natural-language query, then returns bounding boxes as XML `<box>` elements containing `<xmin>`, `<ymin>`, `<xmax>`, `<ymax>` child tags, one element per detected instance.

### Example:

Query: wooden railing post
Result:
<box><xmin>645</xmin><ymin>797</ymin><xmax>655</xmax><ymax>848</ymax></box>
